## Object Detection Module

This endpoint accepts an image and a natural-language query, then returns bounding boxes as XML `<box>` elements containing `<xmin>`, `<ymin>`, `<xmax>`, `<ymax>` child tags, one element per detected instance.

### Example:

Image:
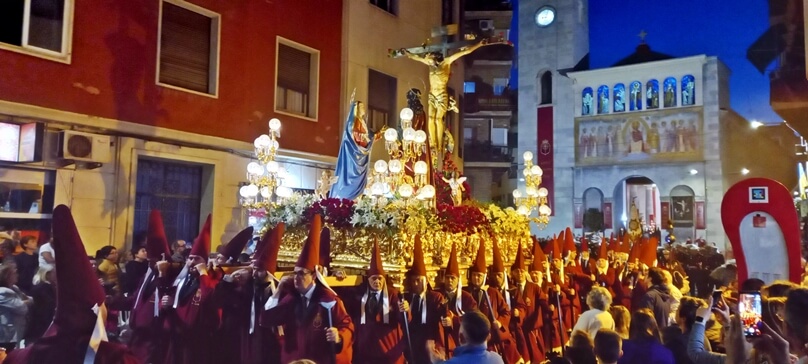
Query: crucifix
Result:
<box><xmin>638</xmin><ymin>29</ymin><xmax>648</xmax><ymax>43</ymax></box>
<box><xmin>391</xmin><ymin>25</ymin><xmax>511</xmax><ymax>165</ymax></box>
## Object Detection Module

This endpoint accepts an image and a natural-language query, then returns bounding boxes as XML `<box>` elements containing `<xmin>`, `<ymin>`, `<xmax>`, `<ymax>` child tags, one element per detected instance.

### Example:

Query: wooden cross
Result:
<box><xmin>389</xmin><ymin>24</ymin><xmax>502</xmax><ymax>59</ymax></box>
<box><xmin>638</xmin><ymin>29</ymin><xmax>648</xmax><ymax>43</ymax></box>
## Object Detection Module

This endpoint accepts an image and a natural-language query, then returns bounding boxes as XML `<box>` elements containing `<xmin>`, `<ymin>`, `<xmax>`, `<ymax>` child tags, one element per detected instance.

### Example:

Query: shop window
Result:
<box><xmin>134</xmin><ymin>158</ymin><xmax>204</xmax><ymax>244</ymax></box>
<box><xmin>0</xmin><ymin>0</ymin><xmax>74</xmax><ymax>61</ymax></box>
<box><xmin>275</xmin><ymin>39</ymin><xmax>320</xmax><ymax>119</ymax></box>
<box><xmin>158</xmin><ymin>0</ymin><xmax>220</xmax><ymax>95</ymax></box>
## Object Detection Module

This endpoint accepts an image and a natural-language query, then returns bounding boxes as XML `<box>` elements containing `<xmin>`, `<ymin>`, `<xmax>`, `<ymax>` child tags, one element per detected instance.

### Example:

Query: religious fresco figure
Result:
<box><xmin>628</xmin><ymin>120</ymin><xmax>645</xmax><ymax>154</ymax></box>
<box><xmin>687</xmin><ymin>119</ymin><xmax>699</xmax><ymax>152</ymax></box>
<box><xmin>606</xmin><ymin>125</ymin><xmax>616</xmax><ymax>157</ymax></box>
<box><xmin>648</xmin><ymin>122</ymin><xmax>660</xmax><ymax>154</ymax></box>
<box><xmin>582</xmin><ymin>88</ymin><xmax>594</xmax><ymax>115</ymax></box>
<box><xmin>663</xmin><ymin>77</ymin><xmax>677</xmax><ymax>107</ymax></box>
<box><xmin>666</xmin><ymin>120</ymin><xmax>678</xmax><ymax>153</ymax></box>
<box><xmin>579</xmin><ymin>127</ymin><xmax>589</xmax><ymax>159</ymax></box>
<box><xmin>614</xmin><ymin>83</ymin><xmax>626</xmax><ymax>112</ymax></box>
<box><xmin>682</xmin><ymin>75</ymin><xmax>695</xmax><ymax>105</ymax></box>
<box><xmin>677</xmin><ymin>120</ymin><xmax>687</xmax><ymax>152</ymax></box>
<box><xmin>597</xmin><ymin>126</ymin><xmax>608</xmax><ymax>157</ymax></box>
<box><xmin>659</xmin><ymin>121</ymin><xmax>669</xmax><ymax>153</ymax></box>
<box><xmin>630</xmin><ymin>81</ymin><xmax>642</xmax><ymax>111</ymax></box>
<box><xmin>597</xmin><ymin>85</ymin><xmax>610</xmax><ymax>114</ymax></box>
<box><xmin>646</xmin><ymin>80</ymin><xmax>659</xmax><ymax>109</ymax></box>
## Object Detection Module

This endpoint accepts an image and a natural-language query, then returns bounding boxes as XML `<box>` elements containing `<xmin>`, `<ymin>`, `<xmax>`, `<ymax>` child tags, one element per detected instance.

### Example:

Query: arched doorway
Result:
<box><xmin>613</xmin><ymin>176</ymin><xmax>661</xmax><ymax>235</ymax></box>
<box><xmin>670</xmin><ymin>185</ymin><xmax>696</xmax><ymax>242</ymax></box>
<box><xmin>582</xmin><ymin>188</ymin><xmax>604</xmax><ymax>233</ymax></box>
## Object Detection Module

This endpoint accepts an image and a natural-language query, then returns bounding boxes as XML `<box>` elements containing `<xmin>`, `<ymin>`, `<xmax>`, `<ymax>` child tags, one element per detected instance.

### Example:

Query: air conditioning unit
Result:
<box><xmin>58</xmin><ymin>130</ymin><xmax>111</xmax><ymax>163</ymax></box>
<box><xmin>479</xmin><ymin>19</ymin><xmax>495</xmax><ymax>31</ymax></box>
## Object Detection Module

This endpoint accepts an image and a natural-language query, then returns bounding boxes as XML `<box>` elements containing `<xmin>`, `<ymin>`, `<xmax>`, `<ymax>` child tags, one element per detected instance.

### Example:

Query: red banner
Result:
<box><xmin>696</xmin><ymin>201</ymin><xmax>705</xmax><ymax>229</ymax></box>
<box><xmin>574</xmin><ymin>202</ymin><xmax>583</xmax><ymax>228</ymax></box>
<box><xmin>537</xmin><ymin>107</ymin><xmax>554</xmax><ymax>215</ymax></box>
<box><xmin>603</xmin><ymin>202</ymin><xmax>613</xmax><ymax>229</ymax></box>
<box><xmin>660</xmin><ymin>202</ymin><xmax>670</xmax><ymax>225</ymax></box>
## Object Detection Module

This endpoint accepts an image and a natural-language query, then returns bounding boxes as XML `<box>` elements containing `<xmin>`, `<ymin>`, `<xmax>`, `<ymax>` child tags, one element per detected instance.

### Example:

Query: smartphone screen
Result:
<box><xmin>711</xmin><ymin>290</ymin><xmax>723</xmax><ymax>307</ymax></box>
<box><xmin>739</xmin><ymin>291</ymin><xmax>763</xmax><ymax>337</ymax></box>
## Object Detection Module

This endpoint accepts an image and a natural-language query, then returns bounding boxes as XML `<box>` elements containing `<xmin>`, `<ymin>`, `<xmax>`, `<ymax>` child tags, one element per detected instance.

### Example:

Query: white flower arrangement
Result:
<box><xmin>351</xmin><ymin>196</ymin><xmax>402</xmax><ymax>230</ymax></box>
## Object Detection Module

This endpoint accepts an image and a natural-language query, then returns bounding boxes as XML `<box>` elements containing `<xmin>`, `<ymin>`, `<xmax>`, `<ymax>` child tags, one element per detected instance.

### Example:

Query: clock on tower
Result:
<box><xmin>535</xmin><ymin>6</ymin><xmax>556</xmax><ymax>27</ymax></box>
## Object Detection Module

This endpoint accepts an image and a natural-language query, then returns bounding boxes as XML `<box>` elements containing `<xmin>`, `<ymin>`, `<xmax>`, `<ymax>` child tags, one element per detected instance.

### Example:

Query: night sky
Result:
<box><xmin>588</xmin><ymin>0</ymin><xmax>780</xmax><ymax>124</ymax></box>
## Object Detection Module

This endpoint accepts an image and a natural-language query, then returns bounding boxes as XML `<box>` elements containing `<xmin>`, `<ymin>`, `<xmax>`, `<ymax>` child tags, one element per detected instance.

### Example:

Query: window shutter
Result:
<box><xmin>159</xmin><ymin>3</ymin><xmax>212</xmax><ymax>93</ymax></box>
<box><xmin>277</xmin><ymin>44</ymin><xmax>311</xmax><ymax>94</ymax></box>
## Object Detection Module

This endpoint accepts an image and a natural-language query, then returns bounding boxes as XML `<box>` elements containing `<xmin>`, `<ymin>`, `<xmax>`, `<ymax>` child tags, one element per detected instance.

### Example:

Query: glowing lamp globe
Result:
<box><xmin>266</xmin><ymin>161</ymin><xmax>280</xmax><ymax>173</ymax></box>
<box><xmin>537</xmin><ymin>187</ymin><xmax>549</xmax><ymax>198</ymax></box>
<box><xmin>254</xmin><ymin>134</ymin><xmax>271</xmax><ymax>149</ymax></box>
<box><xmin>526</xmin><ymin>186</ymin><xmax>538</xmax><ymax>197</ymax></box>
<box><xmin>268</xmin><ymin>118</ymin><xmax>282</xmax><ymax>131</ymax></box>
<box><xmin>402</xmin><ymin>127</ymin><xmax>416</xmax><ymax>141</ymax></box>
<box><xmin>239</xmin><ymin>185</ymin><xmax>251</xmax><ymax>198</ymax></box>
<box><xmin>414</xmin><ymin>130</ymin><xmax>427</xmax><ymax>144</ymax></box>
<box><xmin>247</xmin><ymin>162</ymin><xmax>263</xmax><ymax>176</ymax></box>
<box><xmin>539</xmin><ymin>204</ymin><xmax>552</xmax><ymax>216</ymax></box>
<box><xmin>421</xmin><ymin>185</ymin><xmax>436</xmax><ymax>198</ymax></box>
<box><xmin>523</xmin><ymin>151</ymin><xmax>534</xmax><ymax>161</ymax></box>
<box><xmin>512</xmin><ymin>189</ymin><xmax>522</xmax><ymax>199</ymax></box>
<box><xmin>399</xmin><ymin>108</ymin><xmax>414</xmax><ymax>121</ymax></box>
<box><xmin>384</xmin><ymin>128</ymin><xmax>398</xmax><ymax>142</ymax></box>
<box><xmin>243</xmin><ymin>184</ymin><xmax>259</xmax><ymax>198</ymax></box>
<box><xmin>517</xmin><ymin>206</ymin><xmax>530</xmax><ymax>216</ymax></box>
<box><xmin>531</xmin><ymin>165</ymin><xmax>542</xmax><ymax>176</ymax></box>
<box><xmin>413</xmin><ymin>161</ymin><xmax>428</xmax><ymax>175</ymax></box>
<box><xmin>374</xmin><ymin>160</ymin><xmax>388</xmax><ymax>174</ymax></box>
<box><xmin>398</xmin><ymin>184</ymin><xmax>414</xmax><ymax>198</ymax></box>
<box><xmin>388</xmin><ymin>159</ymin><xmax>403</xmax><ymax>174</ymax></box>
<box><xmin>260</xmin><ymin>186</ymin><xmax>272</xmax><ymax>198</ymax></box>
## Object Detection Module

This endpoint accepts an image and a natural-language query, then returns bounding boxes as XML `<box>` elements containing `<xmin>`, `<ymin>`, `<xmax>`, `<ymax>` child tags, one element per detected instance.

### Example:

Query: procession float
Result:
<box><xmin>237</xmin><ymin>27</ymin><xmax>550</xmax><ymax>285</ymax></box>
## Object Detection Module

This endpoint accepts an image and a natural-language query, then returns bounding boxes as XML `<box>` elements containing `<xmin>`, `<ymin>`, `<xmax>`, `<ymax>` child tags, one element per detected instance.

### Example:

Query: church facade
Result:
<box><xmin>517</xmin><ymin>0</ymin><xmax>795</xmax><ymax>249</ymax></box>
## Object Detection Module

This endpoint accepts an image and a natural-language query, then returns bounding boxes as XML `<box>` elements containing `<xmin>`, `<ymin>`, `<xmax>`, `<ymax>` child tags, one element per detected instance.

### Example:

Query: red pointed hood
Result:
<box><xmin>320</xmin><ymin>226</ymin><xmax>331</xmax><ymax>269</ymax></box>
<box><xmin>491</xmin><ymin>239</ymin><xmax>505</xmax><ymax>273</ymax></box>
<box><xmin>51</xmin><ymin>205</ymin><xmax>106</xmax><ymax>334</ymax></box>
<box><xmin>641</xmin><ymin>236</ymin><xmax>659</xmax><ymax>267</ymax></box>
<box><xmin>255</xmin><ymin>223</ymin><xmax>284</xmax><ymax>273</ymax></box>
<box><xmin>296</xmin><ymin>214</ymin><xmax>322</xmax><ymax>271</ymax></box>
<box><xmin>598</xmin><ymin>237</ymin><xmax>609</xmax><ymax>260</ymax></box>
<box><xmin>470</xmin><ymin>240</ymin><xmax>487</xmax><ymax>273</ymax></box>
<box><xmin>408</xmin><ymin>235</ymin><xmax>427</xmax><ymax>276</ymax></box>
<box><xmin>190</xmin><ymin>215</ymin><xmax>211</xmax><ymax>260</ymax></box>
<box><xmin>551</xmin><ymin>236</ymin><xmax>562</xmax><ymax>260</ymax></box>
<box><xmin>367</xmin><ymin>239</ymin><xmax>385</xmax><ymax>276</ymax></box>
<box><xmin>581</xmin><ymin>235</ymin><xmax>589</xmax><ymax>253</ymax></box>
<box><xmin>146</xmin><ymin>210</ymin><xmax>171</xmax><ymax>261</ymax></box>
<box><xmin>445</xmin><ymin>241</ymin><xmax>460</xmax><ymax>277</ymax></box>
<box><xmin>220</xmin><ymin>227</ymin><xmax>254</xmax><ymax>264</ymax></box>
<box><xmin>511</xmin><ymin>241</ymin><xmax>525</xmax><ymax>271</ymax></box>
<box><xmin>543</xmin><ymin>234</ymin><xmax>555</xmax><ymax>255</ymax></box>
<box><xmin>530</xmin><ymin>237</ymin><xmax>546</xmax><ymax>271</ymax></box>
<box><xmin>564</xmin><ymin>227</ymin><xmax>576</xmax><ymax>254</ymax></box>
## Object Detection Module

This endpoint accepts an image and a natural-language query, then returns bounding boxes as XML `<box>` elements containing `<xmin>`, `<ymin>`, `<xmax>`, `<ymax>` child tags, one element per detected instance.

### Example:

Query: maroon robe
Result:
<box><xmin>212</xmin><ymin>277</ymin><xmax>252</xmax><ymax>363</ymax></box>
<box><xmin>403</xmin><ymin>290</ymin><xmax>446</xmax><ymax>364</ymax></box>
<box><xmin>514</xmin><ymin>281</ymin><xmax>549</xmax><ymax>363</ymax></box>
<box><xmin>246</xmin><ymin>281</ymin><xmax>281</xmax><ymax>364</ymax></box>
<box><xmin>261</xmin><ymin>284</ymin><xmax>354</xmax><ymax>364</ymax></box>
<box><xmin>436</xmin><ymin>288</ymin><xmax>477</xmax><ymax>353</ymax></box>
<box><xmin>465</xmin><ymin>286</ymin><xmax>521</xmax><ymax>364</ymax></box>
<box><xmin>504</xmin><ymin>286</ymin><xmax>531</xmax><ymax>362</ymax></box>
<box><xmin>7</xmin><ymin>337</ymin><xmax>140</xmax><ymax>364</ymax></box>
<box><xmin>612</xmin><ymin>263</ymin><xmax>632</xmax><ymax>309</ymax></box>
<box><xmin>166</xmin><ymin>272</ymin><xmax>220</xmax><ymax>364</ymax></box>
<box><xmin>340</xmin><ymin>285</ymin><xmax>408</xmax><ymax>364</ymax></box>
<box><xmin>594</xmin><ymin>266</ymin><xmax>616</xmax><ymax>297</ymax></box>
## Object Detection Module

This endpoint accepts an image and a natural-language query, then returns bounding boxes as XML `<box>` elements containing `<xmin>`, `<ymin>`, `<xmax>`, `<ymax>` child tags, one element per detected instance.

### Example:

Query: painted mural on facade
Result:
<box><xmin>575</xmin><ymin>107</ymin><xmax>702</xmax><ymax>165</ymax></box>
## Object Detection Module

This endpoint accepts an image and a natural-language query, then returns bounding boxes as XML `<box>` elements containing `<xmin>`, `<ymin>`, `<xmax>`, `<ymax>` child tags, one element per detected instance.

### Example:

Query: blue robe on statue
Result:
<box><xmin>329</xmin><ymin>101</ymin><xmax>373</xmax><ymax>200</ymax></box>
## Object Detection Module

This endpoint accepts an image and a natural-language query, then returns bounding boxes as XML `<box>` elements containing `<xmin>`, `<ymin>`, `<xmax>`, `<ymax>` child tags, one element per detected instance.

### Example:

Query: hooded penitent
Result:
<box><xmin>296</xmin><ymin>215</ymin><xmax>322</xmax><ymax>271</ymax></box>
<box><xmin>409</xmin><ymin>235</ymin><xmax>428</xmax><ymax>324</ymax></box>
<box><xmin>146</xmin><ymin>210</ymin><xmax>171</xmax><ymax>262</ymax></box>
<box><xmin>469</xmin><ymin>240</ymin><xmax>487</xmax><ymax>274</ymax></box>
<box><xmin>190</xmin><ymin>215</ymin><xmax>212</xmax><ymax>260</ymax></box>
<box><xmin>551</xmin><ymin>235</ymin><xmax>562</xmax><ymax>261</ymax></box>
<box><xmin>580</xmin><ymin>235</ymin><xmax>589</xmax><ymax>255</ymax></box>
<box><xmin>564</xmin><ymin>227</ymin><xmax>576</xmax><ymax>257</ymax></box>
<box><xmin>598</xmin><ymin>237</ymin><xmax>609</xmax><ymax>261</ymax></box>
<box><xmin>490</xmin><ymin>239</ymin><xmax>511</xmax><ymax>308</ymax></box>
<box><xmin>220</xmin><ymin>226</ymin><xmax>254</xmax><ymax>265</ymax></box>
<box><xmin>512</xmin><ymin>241</ymin><xmax>526</xmax><ymax>272</ymax></box>
<box><xmin>445</xmin><ymin>241</ymin><xmax>463</xmax><ymax>314</ymax></box>
<box><xmin>49</xmin><ymin>205</ymin><xmax>110</xmax><ymax>362</ymax></box>
<box><xmin>254</xmin><ymin>223</ymin><xmax>284</xmax><ymax>274</ymax></box>
<box><xmin>361</xmin><ymin>240</ymin><xmax>389</xmax><ymax>324</ymax></box>
<box><xmin>530</xmin><ymin>237</ymin><xmax>546</xmax><ymax>272</ymax></box>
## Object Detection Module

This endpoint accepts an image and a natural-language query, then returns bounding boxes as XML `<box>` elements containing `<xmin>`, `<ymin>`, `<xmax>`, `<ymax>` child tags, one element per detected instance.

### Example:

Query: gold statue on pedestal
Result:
<box><xmin>627</xmin><ymin>199</ymin><xmax>643</xmax><ymax>242</ymax></box>
<box><xmin>442</xmin><ymin>171</ymin><xmax>467</xmax><ymax>206</ymax></box>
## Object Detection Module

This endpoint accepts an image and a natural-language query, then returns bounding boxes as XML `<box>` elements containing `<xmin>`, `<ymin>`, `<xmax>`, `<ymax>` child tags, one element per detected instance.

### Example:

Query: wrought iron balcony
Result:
<box><xmin>463</xmin><ymin>140</ymin><xmax>514</xmax><ymax>163</ymax></box>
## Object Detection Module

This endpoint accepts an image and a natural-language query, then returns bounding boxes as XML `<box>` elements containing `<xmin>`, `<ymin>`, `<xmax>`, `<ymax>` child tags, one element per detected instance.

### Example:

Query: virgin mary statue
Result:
<box><xmin>329</xmin><ymin>100</ymin><xmax>374</xmax><ymax>200</ymax></box>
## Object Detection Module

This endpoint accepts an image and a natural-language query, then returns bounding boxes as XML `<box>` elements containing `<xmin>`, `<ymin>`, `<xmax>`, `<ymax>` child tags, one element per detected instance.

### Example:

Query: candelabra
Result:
<box><xmin>513</xmin><ymin>151</ymin><xmax>552</xmax><ymax>229</ymax></box>
<box><xmin>239</xmin><ymin>118</ymin><xmax>293</xmax><ymax>210</ymax></box>
<box><xmin>367</xmin><ymin>108</ymin><xmax>435</xmax><ymax>203</ymax></box>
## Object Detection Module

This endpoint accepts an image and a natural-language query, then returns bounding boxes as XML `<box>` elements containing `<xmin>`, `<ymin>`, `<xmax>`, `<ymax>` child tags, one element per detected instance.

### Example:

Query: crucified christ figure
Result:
<box><xmin>398</xmin><ymin>38</ymin><xmax>497</xmax><ymax>159</ymax></box>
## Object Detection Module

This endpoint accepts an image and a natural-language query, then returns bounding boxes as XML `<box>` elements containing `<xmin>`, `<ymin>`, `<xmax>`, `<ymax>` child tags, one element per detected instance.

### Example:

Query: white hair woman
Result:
<box><xmin>25</xmin><ymin>265</ymin><xmax>55</xmax><ymax>343</ymax></box>
<box><xmin>571</xmin><ymin>286</ymin><xmax>616</xmax><ymax>340</ymax></box>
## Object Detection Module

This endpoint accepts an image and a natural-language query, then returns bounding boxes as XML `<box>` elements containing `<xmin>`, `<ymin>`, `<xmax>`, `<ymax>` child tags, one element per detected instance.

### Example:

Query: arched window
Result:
<box><xmin>582</xmin><ymin>87</ymin><xmax>594</xmax><ymax>116</ymax></box>
<box><xmin>663</xmin><ymin>77</ymin><xmax>677</xmax><ymax>107</ymax></box>
<box><xmin>682</xmin><ymin>75</ymin><xmax>695</xmax><ymax>105</ymax></box>
<box><xmin>613</xmin><ymin>83</ymin><xmax>626</xmax><ymax>112</ymax></box>
<box><xmin>540</xmin><ymin>71</ymin><xmax>552</xmax><ymax>105</ymax></box>
<box><xmin>597</xmin><ymin>85</ymin><xmax>609</xmax><ymax>114</ymax></box>
<box><xmin>646</xmin><ymin>79</ymin><xmax>659</xmax><ymax>109</ymax></box>
<box><xmin>629</xmin><ymin>81</ymin><xmax>642</xmax><ymax>111</ymax></box>
<box><xmin>583</xmin><ymin>188</ymin><xmax>604</xmax><ymax>233</ymax></box>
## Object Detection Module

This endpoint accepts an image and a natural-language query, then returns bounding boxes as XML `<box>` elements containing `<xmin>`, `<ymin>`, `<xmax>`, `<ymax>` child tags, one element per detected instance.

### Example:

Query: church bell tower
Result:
<box><xmin>517</xmin><ymin>0</ymin><xmax>589</xmax><ymax>234</ymax></box>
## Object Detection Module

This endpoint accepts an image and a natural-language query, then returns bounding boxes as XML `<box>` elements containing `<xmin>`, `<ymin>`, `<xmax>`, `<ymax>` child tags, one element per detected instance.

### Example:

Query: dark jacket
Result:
<box><xmin>639</xmin><ymin>284</ymin><xmax>673</xmax><ymax>329</ymax></box>
<box><xmin>661</xmin><ymin>326</ymin><xmax>694</xmax><ymax>364</ymax></box>
<box><xmin>618</xmin><ymin>338</ymin><xmax>675</xmax><ymax>364</ymax></box>
<box><xmin>24</xmin><ymin>282</ymin><xmax>55</xmax><ymax>343</ymax></box>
